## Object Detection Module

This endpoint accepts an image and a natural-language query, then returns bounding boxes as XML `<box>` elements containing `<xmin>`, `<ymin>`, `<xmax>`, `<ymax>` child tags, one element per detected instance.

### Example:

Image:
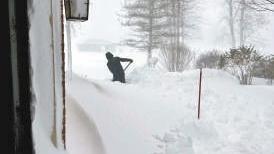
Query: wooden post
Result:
<box><xmin>198</xmin><ymin>68</ymin><xmax>202</xmax><ymax>119</ymax></box>
<box><xmin>61</xmin><ymin>0</ymin><xmax>66</xmax><ymax>149</ymax></box>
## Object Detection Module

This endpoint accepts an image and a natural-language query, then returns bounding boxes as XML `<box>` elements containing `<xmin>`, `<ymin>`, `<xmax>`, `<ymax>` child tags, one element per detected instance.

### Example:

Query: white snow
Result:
<box><xmin>66</xmin><ymin>96</ymin><xmax>106</xmax><ymax>154</ymax></box>
<box><xmin>67</xmin><ymin>50</ymin><xmax>274</xmax><ymax>154</ymax></box>
<box><xmin>253</xmin><ymin>77</ymin><xmax>272</xmax><ymax>85</ymax></box>
<box><xmin>29</xmin><ymin>0</ymin><xmax>65</xmax><ymax>152</ymax></box>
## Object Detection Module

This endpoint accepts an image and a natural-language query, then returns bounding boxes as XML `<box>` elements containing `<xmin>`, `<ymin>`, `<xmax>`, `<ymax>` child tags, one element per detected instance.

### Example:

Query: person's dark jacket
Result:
<box><xmin>106</xmin><ymin>52</ymin><xmax>133</xmax><ymax>83</ymax></box>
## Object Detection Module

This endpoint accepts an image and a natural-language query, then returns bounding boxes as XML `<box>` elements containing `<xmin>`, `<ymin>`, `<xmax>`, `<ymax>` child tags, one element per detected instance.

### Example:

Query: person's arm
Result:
<box><xmin>119</xmin><ymin>57</ymin><xmax>133</xmax><ymax>63</ymax></box>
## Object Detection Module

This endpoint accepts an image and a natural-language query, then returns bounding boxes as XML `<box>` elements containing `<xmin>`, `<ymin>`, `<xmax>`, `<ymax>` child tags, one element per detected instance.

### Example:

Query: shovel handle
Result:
<box><xmin>124</xmin><ymin>62</ymin><xmax>132</xmax><ymax>71</ymax></box>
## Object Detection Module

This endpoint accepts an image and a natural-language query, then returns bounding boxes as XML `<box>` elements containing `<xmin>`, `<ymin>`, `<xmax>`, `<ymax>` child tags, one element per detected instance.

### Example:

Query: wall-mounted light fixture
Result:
<box><xmin>64</xmin><ymin>0</ymin><xmax>89</xmax><ymax>21</ymax></box>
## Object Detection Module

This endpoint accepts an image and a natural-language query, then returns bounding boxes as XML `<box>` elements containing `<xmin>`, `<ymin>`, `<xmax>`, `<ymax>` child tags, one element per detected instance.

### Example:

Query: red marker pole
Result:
<box><xmin>198</xmin><ymin>68</ymin><xmax>202</xmax><ymax>119</ymax></box>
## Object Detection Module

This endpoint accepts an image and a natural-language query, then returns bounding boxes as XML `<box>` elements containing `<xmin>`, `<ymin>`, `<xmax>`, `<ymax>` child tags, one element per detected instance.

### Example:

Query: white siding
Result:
<box><xmin>28</xmin><ymin>0</ymin><xmax>65</xmax><ymax>153</ymax></box>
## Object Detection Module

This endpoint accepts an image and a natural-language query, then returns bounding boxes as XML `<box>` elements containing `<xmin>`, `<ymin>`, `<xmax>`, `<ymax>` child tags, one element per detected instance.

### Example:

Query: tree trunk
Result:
<box><xmin>147</xmin><ymin>0</ymin><xmax>153</xmax><ymax>65</ymax></box>
<box><xmin>171</xmin><ymin>0</ymin><xmax>176</xmax><ymax>71</ymax></box>
<box><xmin>176</xmin><ymin>0</ymin><xmax>181</xmax><ymax>71</ymax></box>
<box><xmin>228</xmin><ymin>0</ymin><xmax>236</xmax><ymax>48</ymax></box>
<box><xmin>240</xmin><ymin>0</ymin><xmax>246</xmax><ymax>46</ymax></box>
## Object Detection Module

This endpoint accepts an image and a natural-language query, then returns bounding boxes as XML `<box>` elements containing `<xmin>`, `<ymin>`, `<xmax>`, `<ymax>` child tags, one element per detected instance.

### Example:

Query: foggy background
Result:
<box><xmin>71</xmin><ymin>0</ymin><xmax>274</xmax><ymax>54</ymax></box>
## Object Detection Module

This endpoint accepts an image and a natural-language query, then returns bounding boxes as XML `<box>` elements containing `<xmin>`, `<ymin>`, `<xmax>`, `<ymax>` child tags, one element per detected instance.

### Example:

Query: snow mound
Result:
<box><xmin>129</xmin><ymin>67</ymin><xmax>239</xmax><ymax>86</ymax></box>
<box><xmin>128</xmin><ymin>66</ymin><xmax>164</xmax><ymax>83</ymax></box>
<box><xmin>69</xmin><ymin>67</ymin><xmax>274</xmax><ymax>154</ymax></box>
<box><xmin>67</xmin><ymin>96</ymin><xmax>106</xmax><ymax>154</ymax></box>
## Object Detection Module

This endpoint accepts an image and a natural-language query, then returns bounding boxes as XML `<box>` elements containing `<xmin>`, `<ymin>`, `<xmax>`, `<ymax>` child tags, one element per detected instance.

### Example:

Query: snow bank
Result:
<box><xmin>70</xmin><ymin>48</ymin><xmax>274</xmax><ymax>154</ymax></box>
<box><xmin>67</xmin><ymin>96</ymin><xmax>106</xmax><ymax>154</ymax></box>
<box><xmin>129</xmin><ymin>67</ymin><xmax>238</xmax><ymax>86</ymax></box>
<box><xmin>70</xmin><ymin>67</ymin><xmax>274</xmax><ymax>154</ymax></box>
<box><xmin>151</xmin><ymin>69</ymin><xmax>274</xmax><ymax>154</ymax></box>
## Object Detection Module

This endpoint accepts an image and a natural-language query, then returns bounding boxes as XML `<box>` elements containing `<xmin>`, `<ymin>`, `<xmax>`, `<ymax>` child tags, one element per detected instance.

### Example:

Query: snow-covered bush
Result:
<box><xmin>160</xmin><ymin>44</ymin><xmax>194</xmax><ymax>72</ymax></box>
<box><xmin>218</xmin><ymin>54</ymin><xmax>227</xmax><ymax>69</ymax></box>
<box><xmin>195</xmin><ymin>50</ymin><xmax>221</xmax><ymax>69</ymax></box>
<box><xmin>242</xmin><ymin>54</ymin><xmax>274</xmax><ymax>85</ymax></box>
<box><xmin>223</xmin><ymin>45</ymin><xmax>262</xmax><ymax>85</ymax></box>
<box><xmin>265</xmin><ymin>55</ymin><xmax>274</xmax><ymax>85</ymax></box>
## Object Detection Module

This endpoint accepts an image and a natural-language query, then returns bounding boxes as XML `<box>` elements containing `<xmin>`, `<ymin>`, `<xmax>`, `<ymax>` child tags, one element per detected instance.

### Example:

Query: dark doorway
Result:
<box><xmin>4</xmin><ymin>0</ymin><xmax>34</xmax><ymax>153</ymax></box>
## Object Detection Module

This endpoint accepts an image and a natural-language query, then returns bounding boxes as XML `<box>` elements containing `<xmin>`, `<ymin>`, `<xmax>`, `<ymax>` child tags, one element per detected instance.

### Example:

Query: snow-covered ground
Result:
<box><xmin>253</xmin><ymin>77</ymin><xmax>272</xmax><ymax>85</ymax></box>
<box><xmin>66</xmin><ymin>96</ymin><xmax>106</xmax><ymax>154</ymax></box>
<box><xmin>67</xmin><ymin>49</ymin><xmax>274</xmax><ymax>154</ymax></box>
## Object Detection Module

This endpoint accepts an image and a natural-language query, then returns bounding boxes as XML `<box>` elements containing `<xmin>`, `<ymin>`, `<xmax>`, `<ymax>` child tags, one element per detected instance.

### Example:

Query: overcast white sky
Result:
<box><xmin>74</xmin><ymin>0</ymin><xmax>125</xmax><ymax>42</ymax></box>
<box><xmin>73</xmin><ymin>0</ymin><xmax>274</xmax><ymax>54</ymax></box>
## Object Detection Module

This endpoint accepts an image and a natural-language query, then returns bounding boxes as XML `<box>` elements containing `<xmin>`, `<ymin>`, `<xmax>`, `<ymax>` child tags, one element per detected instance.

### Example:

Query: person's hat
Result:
<box><xmin>106</xmin><ymin>52</ymin><xmax>113</xmax><ymax>60</ymax></box>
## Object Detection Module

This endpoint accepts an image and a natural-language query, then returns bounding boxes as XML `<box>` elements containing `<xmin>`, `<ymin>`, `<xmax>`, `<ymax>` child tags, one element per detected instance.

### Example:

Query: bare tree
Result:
<box><xmin>225</xmin><ymin>0</ymin><xmax>237</xmax><ymax>47</ymax></box>
<box><xmin>239</xmin><ymin>0</ymin><xmax>247</xmax><ymax>46</ymax></box>
<box><xmin>119</xmin><ymin>0</ymin><xmax>165</xmax><ymax>65</ymax></box>
<box><xmin>246</xmin><ymin>0</ymin><xmax>274</xmax><ymax>12</ymax></box>
<box><xmin>159</xmin><ymin>0</ymin><xmax>197</xmax><ymax>72</ymax></box>
<box><xmin>161</xmin><ymin>44</ymin><xmax>194</xmax><ymax>72</ymax></box>
<box><xmin>160</xmin><ymin>0</ymin><xmax>197</xmax><ymax>43</ymax></box>
<box><xmin>224</xmin><ymin>0</ymin><xmax>267</xmax><ymax>47</ymax></box>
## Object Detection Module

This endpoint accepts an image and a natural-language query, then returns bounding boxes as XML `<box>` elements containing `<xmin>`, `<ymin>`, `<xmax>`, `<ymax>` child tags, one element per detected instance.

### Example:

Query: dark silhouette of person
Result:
<box><xmin>106</xmin><ymin>52</ymin><xmax>133</xmax><ymax>83</ymax></box>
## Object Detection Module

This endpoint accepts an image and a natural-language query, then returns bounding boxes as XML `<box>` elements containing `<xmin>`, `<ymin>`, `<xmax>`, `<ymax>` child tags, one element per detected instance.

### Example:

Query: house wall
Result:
<box><xmin>28</xmin><ymin>0</ymin><xmax>65</xmax><ymax>153</ymax></box>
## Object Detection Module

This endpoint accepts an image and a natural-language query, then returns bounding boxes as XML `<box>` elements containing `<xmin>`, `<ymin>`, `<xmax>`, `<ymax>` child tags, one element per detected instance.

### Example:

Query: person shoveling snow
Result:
<box><xmin>105</xmin><ymin>52</ymin><xmax>133</xmax><ymax>83</ymax></box>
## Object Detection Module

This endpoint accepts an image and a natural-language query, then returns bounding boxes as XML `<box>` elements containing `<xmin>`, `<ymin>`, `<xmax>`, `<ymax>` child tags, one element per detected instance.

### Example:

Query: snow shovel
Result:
<box><xmin>124</xmin><ymin>61</ymin><xmax>133</xmax><ymax>71</ymax></box>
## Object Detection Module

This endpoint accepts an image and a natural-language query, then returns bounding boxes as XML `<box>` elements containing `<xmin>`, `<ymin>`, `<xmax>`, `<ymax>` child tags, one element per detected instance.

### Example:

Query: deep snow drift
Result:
<box><xmin>66</xmin><ymin>96</ymin><xmax>106</xmax><ymax>154</ymax></box>
<box><xmin>68</xmin><ymin>56</ymin><xmax>274</xmax><ymax>154</ymax></box>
